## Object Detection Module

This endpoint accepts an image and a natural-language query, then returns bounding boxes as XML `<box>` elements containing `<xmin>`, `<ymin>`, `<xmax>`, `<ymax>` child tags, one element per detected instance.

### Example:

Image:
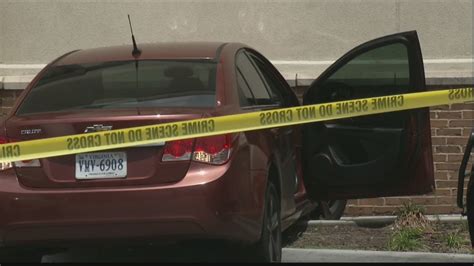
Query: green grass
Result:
<box><xmin>388</xmin><ymin>227</ymin><xmax>424</xmax><ymax>251</ymax></box>
<box><xmin>445</xmin><ymin>232</ymin><xmax>464</xmax><ymax>249</ymax></box>
<box><xmin>388</xmin><ymin>202</ymin><xmax>429</xmax><ymax>251</ymax></box>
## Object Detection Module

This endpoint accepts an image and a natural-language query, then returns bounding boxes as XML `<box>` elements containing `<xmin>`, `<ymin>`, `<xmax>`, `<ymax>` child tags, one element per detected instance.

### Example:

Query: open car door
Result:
<box><xmin>302</xmin><ymin>31</ymin><xmax>434</xmax><ymax>200</ymax></box>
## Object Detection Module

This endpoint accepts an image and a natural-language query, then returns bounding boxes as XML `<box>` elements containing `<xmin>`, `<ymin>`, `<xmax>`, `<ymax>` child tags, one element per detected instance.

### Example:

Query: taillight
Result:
<box><xmin>161</xmin><ymin>134</ymin><xmax>233</xmax><ymax>165</ymax></box>
<box><xmin>0</xmin><ymin>136</ymin><xmax>40</xmax><ymax>170</ymax></box>
<box><xmin>192</xmin><ymin>134</ymin><xmax>233</xmax><ymax>165</ymax></box>
<box><xmin>0</xmin><ymin>136</ymin><xmax>13</xmax><ymax>171</ymax></box>
<box><xmin>162</xmin><ymin>139</ymin><xmax>194</xmax><ymax>162</ymax></box>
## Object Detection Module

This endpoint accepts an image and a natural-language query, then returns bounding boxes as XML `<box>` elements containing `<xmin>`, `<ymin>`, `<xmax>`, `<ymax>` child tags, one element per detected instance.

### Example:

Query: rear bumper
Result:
<box><xmin>0</xmin><ymin>160</ymin><xmax>266</xmax><ymax>247</ymax></box>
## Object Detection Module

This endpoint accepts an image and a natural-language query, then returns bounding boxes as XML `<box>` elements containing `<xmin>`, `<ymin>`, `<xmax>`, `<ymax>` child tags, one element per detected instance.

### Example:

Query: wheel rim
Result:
<box><xmin>266</xmin><ymin>189</ymin><xmax>281</xmax><ymax>262</ymax></box>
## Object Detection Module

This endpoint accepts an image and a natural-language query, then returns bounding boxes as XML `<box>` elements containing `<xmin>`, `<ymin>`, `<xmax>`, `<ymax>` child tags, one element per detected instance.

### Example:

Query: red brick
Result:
<box><xmin>433</xmin><ymin>154</ymin><xmax>447</xmax><ymax>162</ymax></box>
<box><xmin>424</xmin><ymin>205</ymin><xmax>461</xmax><ymax>215</ymax></box>
<box><xmin>431</xmin><ymin>137</ymin><xmax>446</xmax><ymax>145</ymax></box>
<box><xmin>449</xmin><ymin>120</ymin><xmax>474</xmax><ymax>127</ymax></box>
<box><xmin>436</xmin><ymin>128</ymin><xmax>462</xmax><ymax>136</ymax></box>
<box><xmin>430</xmin><ymin>112</ymin><xmax>437</xmax><ymax>119</ymax></box>
<box><xmin>435</xmin><ymin>146</ymin><xmax>461</xmax><ymax>153</ymax></box>
<box><xmin>447</xmin><ymin>137</ymin><xmax>469</xmax><ymax>145</ymax></box>
<box><xmin>447</xmin><ymin>171</ymin><xmax>460</xmax><ymax>180</ymax></box>
<box><xmin>0</xmin><ymin>98</ymin><xmax>16</xmax><ymax>107</ymax></box>
<box><xmin>431</xmin><ymin>105</ymin><xmax>450</xmax><ymax>110</ymax></box>
<box><xmin>384</xmin><ymin>197</ymin><xmax>436</xmax><ymax>206</ymax></box>
<box><xmin>434</xmin><ymin>188</ymin><xmax>452</xmax><ymax>196</ymax></box>
<box><xmin>434</xmin><ymin>171</ymin><xmax>449</xmax><ymax>180</ymax></box>
<box><xmin>463</xmin><ymin>111</ymin><xmax>474</xmax><ymax>119</ymax></box>
<box><xmin>344</xmin><ymin>206</ymin><xmax>374</xmax><ymax>216</ymax></box>
<box><xmin>430</xmin><ymin>120</ymin><xmax>449</xmax><ymax>128</ymax></box>
<box><xmin>447</xmin><ymin>154</ymin><xmax>464</xmax><ymax>162</ymax></box>
<box><xmin>437</xmin><ymin>111</ymin><xmax>462</xmax><ymax>119</ymax></box>
<box><xmin>451</xmin><ymin>103</ymin><xmax>474</xmax><ymax>110</ymax></box>
<box><xmin>436</xmin><ymin>180</ymin><xmax>469</xmax><ymax>188</ymax></box>
<box><xmin>435</xmin><ymin>163</ymin><xmax>459</xmax><ymax>170</ymax></box>
<box><xmin>372</xmin><ymin>206</ymin><xmax>399</xmax><ymax>215</ymax></box>
<box><xmin>358</xmin><ymin>198</ymin><xmax>385</xmax><ymax>206</ymax></box>
<box><xmin>436</xmin><ymin>196</ymin><xmax>456</xmax><ymax>205</ymax></box>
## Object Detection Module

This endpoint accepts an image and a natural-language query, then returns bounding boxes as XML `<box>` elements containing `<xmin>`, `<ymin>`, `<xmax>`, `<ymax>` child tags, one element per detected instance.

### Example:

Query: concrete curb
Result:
<box><xmin>299</xmin><ymin>214</ymin><xmax>467</xmax><ymax>227</ymax></box>
<box><xmin>282</xmin><ymin>248</ymin><xmax>474</xmax><ymax>262</ymax></box>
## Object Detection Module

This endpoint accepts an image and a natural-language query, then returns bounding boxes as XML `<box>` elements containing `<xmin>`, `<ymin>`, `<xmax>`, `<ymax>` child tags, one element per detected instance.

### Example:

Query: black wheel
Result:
<box><xmin>0</xmin><ymin>247</ymin><xmax>44</xmax><ymax>262</ymax></box>
<box><xmin>313</xmin><ymin>199</ymin><xmax>347</xmax><ymax>220</ymax></box>
<box><xmin>253</xmin><ymin>182</ymin><xmax>282</xmax><ymax>262</ymax></box>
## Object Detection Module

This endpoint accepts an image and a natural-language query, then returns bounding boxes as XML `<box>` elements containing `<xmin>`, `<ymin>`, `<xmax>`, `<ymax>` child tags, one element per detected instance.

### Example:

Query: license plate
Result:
<box><xmin>75</xmin><ymin>152</ymin><xmax>127</xmax><ymax>179</ymax></box>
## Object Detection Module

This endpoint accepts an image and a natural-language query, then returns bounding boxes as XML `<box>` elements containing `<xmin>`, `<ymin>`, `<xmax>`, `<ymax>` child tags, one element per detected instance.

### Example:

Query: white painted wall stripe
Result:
<box><xmin>0</xmin><ymin>64</ymin><xmax>47</xmax><ymax>69</ymax></box>
<box><xmin>272</xmin><ymin>59</ymin><xmax>474</xmax><ymax>65</ymax></box>
<box><xmin>0</xmin><ymin>59</ymin><xmax>472</xmax><ymax>69</ymax></box>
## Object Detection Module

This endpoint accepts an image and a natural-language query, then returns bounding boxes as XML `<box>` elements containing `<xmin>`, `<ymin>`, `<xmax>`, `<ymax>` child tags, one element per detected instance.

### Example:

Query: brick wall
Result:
<box><xmin>345</xmin><ymin>102</ymin><xmax>473</xmax><ymax>216</ymax></box>
<box><xmin>0</xmin><ymin>90</ymin><xmax>23</xmax><ymax>118</ymax></box>
<box><xmin>0</xmin><ymin>87</ymin><xmax>472</xmax><ymax>216</ymax></box>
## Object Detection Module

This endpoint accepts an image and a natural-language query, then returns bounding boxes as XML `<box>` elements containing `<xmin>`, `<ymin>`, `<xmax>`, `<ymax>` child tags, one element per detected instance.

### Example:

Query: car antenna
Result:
<box><xmin>128</xmin><ymin>14</ymin><xmax>141</xmax><ymax>57</ymax></box>
<box><xmin>295</xmin><ymin>73</ymin><xmax>298</xmax><ymax>89</ymax></box>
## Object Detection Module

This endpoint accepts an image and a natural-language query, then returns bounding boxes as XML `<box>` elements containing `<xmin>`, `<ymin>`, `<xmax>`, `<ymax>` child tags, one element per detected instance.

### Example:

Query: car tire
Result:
<box><xmin>252</xmin><ymin>181</ymin><xmax>282</xmax><ymax>262</ymax></box>
<box><xmin>0</xmin><ymin>247</ymin><xmax>44</xmax><ymax>262</ymax></box>
<box><xmin>312</xmin><ymin>200</ymin><xmax>347</xmax><ymax>220</ymax></box>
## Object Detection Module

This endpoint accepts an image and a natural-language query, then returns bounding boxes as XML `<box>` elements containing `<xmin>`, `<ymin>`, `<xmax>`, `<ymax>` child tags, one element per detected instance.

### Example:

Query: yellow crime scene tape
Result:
<box><xmin>0</xmin><ymin>88</ymin><xmax>472</xmax><ymax>163</ymax></box>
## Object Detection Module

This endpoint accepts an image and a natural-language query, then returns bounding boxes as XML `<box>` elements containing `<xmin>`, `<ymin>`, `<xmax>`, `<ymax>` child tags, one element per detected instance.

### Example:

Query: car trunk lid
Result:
<box><xmin>6</xmin><ymin>108</ymin><xmax>205</xmax><ymax>188</ymax></box>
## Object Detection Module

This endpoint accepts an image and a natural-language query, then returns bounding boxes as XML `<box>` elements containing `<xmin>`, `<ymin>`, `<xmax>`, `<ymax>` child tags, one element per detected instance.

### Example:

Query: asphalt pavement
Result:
<box><xmin>282</xmin><ymin>248</ymin><xmax>474</xmax><ymax>263</ymax></box>
<box><xmin>39</xmin><ymin>246</ymin><xmax>474</xmax><ymax>262</ymax></box>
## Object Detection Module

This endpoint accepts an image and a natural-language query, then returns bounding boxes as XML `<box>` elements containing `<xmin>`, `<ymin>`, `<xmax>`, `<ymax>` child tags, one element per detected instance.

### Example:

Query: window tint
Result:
<box><xmin>236</xmin><ymin>68</ymin><xmax>255</xmax><ymax>106</ymax></box>
<box><xmin>324</xmin><ymin>43</ymin><xmax>410</xmax><ymax>100</ymax></box>
<box><xmin>17</xmin><ymin>60</ymin><xmax>217</xmax><ymax>115</ymax></box>
<box><xmin>235</xmin><ymin>52</ymin><xmax>272</xmax><ymax>105</ymax></box>
<box><xmin>246</xmin><ymin>52</ymin><xmax>284</xmax><ymax>105</ymax></box>
<box><xmin>314</xmin><ymin>42</ymin><xmax>410</xmax><ymax>127</ymax></box>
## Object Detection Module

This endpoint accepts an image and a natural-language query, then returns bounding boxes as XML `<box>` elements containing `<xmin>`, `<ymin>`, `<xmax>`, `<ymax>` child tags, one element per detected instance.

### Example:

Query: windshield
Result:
<box><xmin>16</xmin><ymin>60</ymin><xmax>217</xmax><ymax>115</ymax></box>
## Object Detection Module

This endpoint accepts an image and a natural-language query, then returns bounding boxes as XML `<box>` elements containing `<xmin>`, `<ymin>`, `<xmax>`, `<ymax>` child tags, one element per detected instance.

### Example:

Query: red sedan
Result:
<box><xmin>0</xmin><ymin>31</ymin><xmax>434</xmax><ymax>262</ymax></box>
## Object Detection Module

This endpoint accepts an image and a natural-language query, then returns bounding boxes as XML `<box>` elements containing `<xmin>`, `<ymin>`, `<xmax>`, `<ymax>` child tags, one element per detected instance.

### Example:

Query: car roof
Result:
<box><xmin>55</xmin><ymin>42</ymin><xmax>231</xmax><ymax>66</ymax></box>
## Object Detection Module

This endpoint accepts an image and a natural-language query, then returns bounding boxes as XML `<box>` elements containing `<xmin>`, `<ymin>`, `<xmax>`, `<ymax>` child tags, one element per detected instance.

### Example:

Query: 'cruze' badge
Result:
<box><xmin>20</xmin><ymin>128</ymin><xmax>42</xmax><ymax>135</ymax></box>
<box><xmin>84</xmin><ymin>124</ymin><xmax>113</xmax><ymax>133</ymax></box>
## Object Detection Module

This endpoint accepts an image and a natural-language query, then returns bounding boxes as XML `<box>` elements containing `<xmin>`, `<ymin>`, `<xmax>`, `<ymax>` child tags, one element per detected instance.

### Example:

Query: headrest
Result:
<box><xmin>164</xmin><ymin>66</ymin><xmax>194</xmax><ymax>78</ymax></box>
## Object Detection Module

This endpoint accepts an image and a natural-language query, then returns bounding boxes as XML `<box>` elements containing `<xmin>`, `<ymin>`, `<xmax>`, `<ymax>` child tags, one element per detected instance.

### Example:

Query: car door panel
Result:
<box><xmin>235</xmin><ymin>50</ymin><xmax>298</xmax><ymax>218</ymax></box>
<box><xmin>302</xmin><ymin>31</ymin><xmax>434</xmax><ymax>200</ymax></box>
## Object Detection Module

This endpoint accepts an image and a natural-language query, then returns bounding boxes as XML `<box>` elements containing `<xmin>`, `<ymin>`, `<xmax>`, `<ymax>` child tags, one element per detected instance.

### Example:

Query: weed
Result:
<box><xmin>388</xmin><ymin>227</ymin><xmax>423</xmax><ymax>251</ymax></box>
<box><xmin>394</xmin><ymin>201</ymin><xmax>431</xmax><ymax>231</ymax></box>
<box><xmin>445</xmin><ymin>232</ymin><xmax>464</xmax><ymax>249</ymax></box>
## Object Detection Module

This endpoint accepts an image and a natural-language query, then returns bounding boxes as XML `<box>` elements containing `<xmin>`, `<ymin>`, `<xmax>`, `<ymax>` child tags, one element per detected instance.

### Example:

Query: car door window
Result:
<box><xmin>236</xmin><ymin>68</ymin><xmax>255</xmax><ymax>106</ymax></box>
<box><xmin>236</xmin><ymin>51</ymin><xmax>272</xmax><ymax>106</ymax></box>
<box><xmin>308</xmin><ymin>42</ymin><xmax>410</xmax><ymax>128</ymax></box>
<box><xmin>325</xmin><ymin>42</ymin><xmax>409</xmax><ymax>98</ymax></box>
<box><xmin>245</xmin><ymin>52</ymin><xmax>285</xmax><ymax>106</ymax></box>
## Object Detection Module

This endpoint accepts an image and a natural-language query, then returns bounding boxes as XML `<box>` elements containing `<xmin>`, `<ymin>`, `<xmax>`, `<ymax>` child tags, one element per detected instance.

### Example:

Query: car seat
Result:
<box><xmin>164</xmin><ymin>65</ymin><xmax>205</xmax><ymax>92</ymax></box>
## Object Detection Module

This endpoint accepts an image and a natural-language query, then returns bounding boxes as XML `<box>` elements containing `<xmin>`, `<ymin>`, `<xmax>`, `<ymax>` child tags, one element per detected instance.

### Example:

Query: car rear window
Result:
<box><xmin>16</xmin><ymin>60</ymin><xmax>217</xmax><ymax>115</ymax></box>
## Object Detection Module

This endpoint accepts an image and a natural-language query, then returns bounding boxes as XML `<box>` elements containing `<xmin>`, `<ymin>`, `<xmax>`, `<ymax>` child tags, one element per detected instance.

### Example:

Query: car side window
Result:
<box><xmin>235</xmin><ymin>51</ymin><xmax>272</xmax><ymax>105</ymax></box>
<box><xmin>245</xmin><ymin>52</ymin><xmax>285</xmax><ymax>106</ymax></box>
<box><xmin>236</xmin><ymin>68</ymin><xmax>255</xmax><ymax>106</ymax></box>
<box><xmin>310</xmin><ymin>42</ymin><xmax>410</xmax><ymax>127</ymax></box>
